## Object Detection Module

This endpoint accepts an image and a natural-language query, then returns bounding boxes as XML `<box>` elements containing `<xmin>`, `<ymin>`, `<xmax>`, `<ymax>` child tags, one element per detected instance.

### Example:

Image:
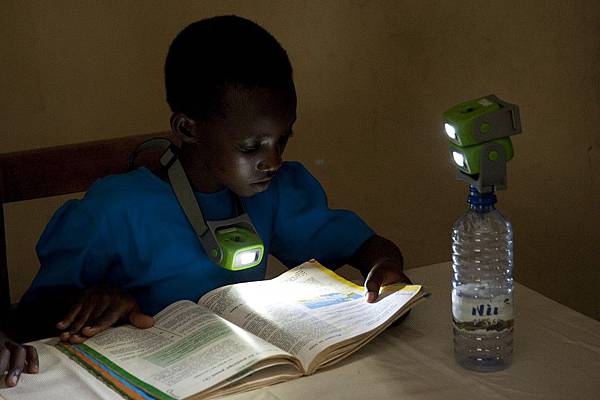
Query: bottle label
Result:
<box><xmin>452</xmin><ymin>290</ymin><xmax>514</xmax><ymax>332</ymax></box>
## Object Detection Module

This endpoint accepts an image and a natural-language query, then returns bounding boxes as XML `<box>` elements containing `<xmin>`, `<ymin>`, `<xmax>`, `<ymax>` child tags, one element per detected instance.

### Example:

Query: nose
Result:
<box><xmin>257</xmin><ymin>146</ymin><xmax>282</xmax><ymax>173</ymax></box>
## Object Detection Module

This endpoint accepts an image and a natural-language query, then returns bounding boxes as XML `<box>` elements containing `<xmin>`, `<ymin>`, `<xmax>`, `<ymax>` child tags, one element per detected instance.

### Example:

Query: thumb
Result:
<box><xmin>364</xmin><ymin>268</ymin><xmax>384</xmax><ymax>303</ymax></box>
<box><xmin>129</xmin><ymin>311</ymin><xmax>154</xmax><ymax>329</ymax></box>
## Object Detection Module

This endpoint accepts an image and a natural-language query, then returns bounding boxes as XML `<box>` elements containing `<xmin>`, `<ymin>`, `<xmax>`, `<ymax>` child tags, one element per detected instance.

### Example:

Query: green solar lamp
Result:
<box><xmin>443</xmin><ymin>95</ymin><xmax>522</xmax><ymax>191</ymax></box>
<box><xmin>130</xmin><ymin>138</ymin><xmax>264</xmax><ymax>271</ymax></box>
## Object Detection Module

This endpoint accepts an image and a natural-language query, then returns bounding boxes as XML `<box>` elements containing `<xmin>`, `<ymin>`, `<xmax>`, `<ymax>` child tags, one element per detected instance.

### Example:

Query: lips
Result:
<box><xmin>252</xmin><ymin>172</ymin><xmax>276</xmax><ymax>184</ymax></box>
<box><xmin>250</xmin><ymin>177</ymin><xmax>273</xmax><ymax>192</ymax></box>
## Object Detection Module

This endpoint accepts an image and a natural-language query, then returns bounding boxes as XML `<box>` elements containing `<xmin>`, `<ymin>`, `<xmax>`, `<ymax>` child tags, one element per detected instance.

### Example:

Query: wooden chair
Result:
<box><xmin>0</xmin><ymin>132</ymin><xmax>169</xmax><ymax>314</ymax></box>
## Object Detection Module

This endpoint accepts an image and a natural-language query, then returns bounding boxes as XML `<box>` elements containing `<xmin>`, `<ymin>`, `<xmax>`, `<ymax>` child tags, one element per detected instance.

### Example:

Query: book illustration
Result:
<box><xmin>299</xmin><ymin>291</ymin><xmax>362</xmax><ymax>309</ymax></box>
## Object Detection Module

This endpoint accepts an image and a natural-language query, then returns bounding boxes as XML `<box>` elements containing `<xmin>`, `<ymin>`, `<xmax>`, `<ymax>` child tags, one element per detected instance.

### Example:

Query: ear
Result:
<box><xmin>170</xmin><ymin>112</ymin><xmax>198</xmax><ymax>144</ymax></box>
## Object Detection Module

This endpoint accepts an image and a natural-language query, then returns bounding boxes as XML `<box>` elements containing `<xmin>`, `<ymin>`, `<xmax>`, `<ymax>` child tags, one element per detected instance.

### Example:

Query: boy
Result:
<box><xmin>1</xmin><ymin>15</ymin><xmax>410</xmax><ymax>386</ymax></box>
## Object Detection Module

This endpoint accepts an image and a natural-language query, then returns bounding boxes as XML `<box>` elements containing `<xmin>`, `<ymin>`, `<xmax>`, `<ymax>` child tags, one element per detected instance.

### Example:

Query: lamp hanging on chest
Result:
<box><xmin>130</xmin><ymin>138</ymin><xmax>264</xmax><ymax>271</ymax></box>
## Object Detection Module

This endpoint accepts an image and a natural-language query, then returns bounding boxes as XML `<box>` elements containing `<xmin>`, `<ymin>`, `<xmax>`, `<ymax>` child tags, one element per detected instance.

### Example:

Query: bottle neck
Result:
<box><xmin>467</xmin><ymin>186</ymin><xmax>497</xmax><ymax>213</ymax></box>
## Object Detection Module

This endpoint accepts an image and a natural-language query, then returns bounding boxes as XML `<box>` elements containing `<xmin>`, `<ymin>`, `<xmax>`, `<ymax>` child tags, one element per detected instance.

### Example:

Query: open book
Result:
<box><xmin>57</xmin><ymin>260</ymin><xmax>427</xmax><ymax>400</ymax></box>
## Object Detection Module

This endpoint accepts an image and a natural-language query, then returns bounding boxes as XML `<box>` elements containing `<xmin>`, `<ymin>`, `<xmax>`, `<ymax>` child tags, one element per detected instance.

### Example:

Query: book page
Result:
<box><xmin>77</xmin><ymin>300</ymin><xmax>300</xmax><ymax>400</ymax></box>
<box><xmin>198</xmin><ymin>260</ymin><xmax>423</xmax><ymax>372</ymax></box>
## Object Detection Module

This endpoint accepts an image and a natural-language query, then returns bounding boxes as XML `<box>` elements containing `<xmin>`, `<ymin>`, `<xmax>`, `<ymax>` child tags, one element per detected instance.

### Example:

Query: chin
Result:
<box><xmin>231</xmin><ymin>185</ymin><xmax>258</xmax><ymax>198</ymax></box>
<box><xmin>229</xmin><ymin>179</ymin><xmax>272</xmax><ymax>198</ymax></box>
<box><xmin>238</xmin><ymin>182</ymin><xmax>268</xmax><ymax>197</ymax></box>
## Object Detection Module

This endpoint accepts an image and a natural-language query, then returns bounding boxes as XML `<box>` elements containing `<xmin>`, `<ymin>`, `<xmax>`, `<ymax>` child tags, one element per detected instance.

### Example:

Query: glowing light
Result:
<box><xmin>452</xmin><ymin>151</ymin><xmax>465</xmax><ymax>167</ymax></box>
<box><xmin>234</xmin><ymin>250</ymin><xmax>258</xmax><ymax>267</ymax></box>
<box><xmin>445</xmin><ymin>123</ymin><xmax>456</xmax><ymax>139</ymax></box>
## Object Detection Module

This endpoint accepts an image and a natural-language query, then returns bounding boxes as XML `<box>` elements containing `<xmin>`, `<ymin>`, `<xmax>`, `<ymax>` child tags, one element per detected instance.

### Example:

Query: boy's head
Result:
<box><xmin>165</xmin><ymin>15</ymin><xmax>297</xmax><ymax>197</ymax></box>
<box><xmin>165</xmin><ymin>15</ymin><xmax>294</xmax><ymax>120</ymax></box>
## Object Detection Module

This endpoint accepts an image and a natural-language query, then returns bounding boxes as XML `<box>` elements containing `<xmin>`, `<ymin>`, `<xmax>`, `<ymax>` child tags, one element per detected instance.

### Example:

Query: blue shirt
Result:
<box><xmin>21</xmin><ymin>161</ymin><xmax>374</xmax><ymax>315</ymax></box>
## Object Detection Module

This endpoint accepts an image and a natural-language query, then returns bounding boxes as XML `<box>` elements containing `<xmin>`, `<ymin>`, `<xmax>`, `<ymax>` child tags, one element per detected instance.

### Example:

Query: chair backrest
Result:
<box><xmin>0</xmin><ymin>132</ymin><xmax>169</xmax><ymax>313</ymax></box>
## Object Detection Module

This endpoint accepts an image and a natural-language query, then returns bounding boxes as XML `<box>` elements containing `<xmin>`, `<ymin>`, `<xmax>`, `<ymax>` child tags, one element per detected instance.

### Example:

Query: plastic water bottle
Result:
<box><xmin>451</xmin><ymin>186</ymin><xmax>514</xmax><ymax>372</ymax></box>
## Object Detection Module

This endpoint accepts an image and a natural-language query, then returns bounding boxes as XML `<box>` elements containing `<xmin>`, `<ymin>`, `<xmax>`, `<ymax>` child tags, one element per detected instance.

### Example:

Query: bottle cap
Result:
<box><xmin>468</xmin><ymin>186</ymin><xmax>497</xmax><ymax>207</ymax></box>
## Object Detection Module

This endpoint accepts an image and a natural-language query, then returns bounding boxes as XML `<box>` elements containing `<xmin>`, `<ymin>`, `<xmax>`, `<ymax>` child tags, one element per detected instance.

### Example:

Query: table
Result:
<box><xmin>1</xmin><ymin>262</ymin><xmax>599</xmax><ymax>400</ymax></box>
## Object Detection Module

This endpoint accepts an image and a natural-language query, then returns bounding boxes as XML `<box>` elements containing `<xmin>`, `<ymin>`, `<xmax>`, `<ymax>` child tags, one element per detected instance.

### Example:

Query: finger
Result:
<box><xmin>364</xmin><ymin>268</ymin><xmax>385</xmax><ymax>303</ymax></box>
<box><xmin>6</xmin><ymin>343</ymin><xmax>26</xmax><ymax>387</ymax></box>
<box><xmin>70</xmin><ymin>301</ymin><xmax>97</xmax><ymax>334</ymax></box>
<box><xmin>68</xmin><ymin>333</ymin><xmax>89</xmax><ymax>345</ymax></box>
<box><xmin>56</xmin><ymin>302</ymin><xmax>83</xmax><ymax>330</ymax></box>
<box><xmin>24</xmin><ymin>345</ymin><xmax>39</xmax><ymax>374</ymax></box>
<box><xmin>67</xmin><ymin>333</ymin><xmax>88</xmax><ymax>344</ymax></box>
<box><xmin>80</xmin><ymin>305</ymin><xmax>125</xmax><ymax>337</ymax></box>
<box><xmin>80</xmin><ymin>297</ymin><xmax>115</xmax><ymax>335</ymax></box>
<box><xmin>0</xmin><ymin>347</ymin><xmax>10</xmax><ymax>375</ymax></box>
<box><xmin>59</xmin><ymin>331</ymin><xmax>72</xmax><ymax>342</ymax></box>
<box><xmin>89</xmin><ymin>299</ymin><xmax>111</xmax><ymax>321</ymax></box>
<box><xmin>128</xmin><ymin>312</ymin><xmax>154</xmax><ymax>329</ymax></box>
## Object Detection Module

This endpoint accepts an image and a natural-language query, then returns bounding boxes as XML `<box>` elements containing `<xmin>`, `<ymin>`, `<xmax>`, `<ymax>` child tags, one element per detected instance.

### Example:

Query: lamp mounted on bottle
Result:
<box><xmin>443</xmin><ymin>95</ymin><xmax>522</xmax><ymax>192</ymax></box>
<box><xmin>443</xmin><ymin>94</ymin><xmax>523</xmax><ymax>372</ymax></box>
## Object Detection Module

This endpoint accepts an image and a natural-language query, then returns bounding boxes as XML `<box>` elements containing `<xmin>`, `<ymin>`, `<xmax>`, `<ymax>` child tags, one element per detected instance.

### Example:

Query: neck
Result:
<box><xmin>178</xmin><ymin>144</ymin><xmax>223</xmax><ymax>193</ymax></box>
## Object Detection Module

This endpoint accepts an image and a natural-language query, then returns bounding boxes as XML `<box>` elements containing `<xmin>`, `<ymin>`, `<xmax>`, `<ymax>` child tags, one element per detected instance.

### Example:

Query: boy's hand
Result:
<box><xmin>364</xmin><ymin>258</ymin><xmax>412</xmax><ymax>303</ymax></box>
<box><xmin>56</xmin><ymin>285</ymin><xmax>154</xmax><ymax>344</ymax></box>
<box><xmin>349</xmin><ymin>234</ymin><xmax>410</xmax><ymax>304</ymax></box>
<box><xmin>0</xmin><ymin>330</ymin><xmax>38</xmax><ymax>387</ymax></box>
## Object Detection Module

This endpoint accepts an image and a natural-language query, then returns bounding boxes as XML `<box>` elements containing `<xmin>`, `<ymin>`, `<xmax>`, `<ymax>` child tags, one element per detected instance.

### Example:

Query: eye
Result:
<box><xmin>238</xmin><ymin>145</ymin><xmax>259</xmax><ymax>154</ymax></box>
<box><xmin>235</xmin><ymin>140</ymin><xmax>261</xmax><ymax>154</ymax></box>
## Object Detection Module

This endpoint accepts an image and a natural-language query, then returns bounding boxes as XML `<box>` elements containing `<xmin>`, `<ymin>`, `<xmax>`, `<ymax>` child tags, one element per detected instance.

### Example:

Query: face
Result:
<box><xmin>178</xmin><ymin>85</ymin><xmax>297</xmax><ymax>197</ymax></box>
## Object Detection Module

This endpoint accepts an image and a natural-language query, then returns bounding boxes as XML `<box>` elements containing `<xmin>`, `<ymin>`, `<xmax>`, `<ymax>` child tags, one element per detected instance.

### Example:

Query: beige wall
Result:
<box><xmin>2</xmin><ymin>1</ymin><xmax>599</xmax><ymax>320</ymax></box>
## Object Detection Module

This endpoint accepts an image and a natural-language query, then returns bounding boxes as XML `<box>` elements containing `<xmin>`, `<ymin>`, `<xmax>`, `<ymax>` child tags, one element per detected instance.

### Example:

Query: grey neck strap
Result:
<box><xmin>131</xmin><ymin>138</ymin><xmax>209</xmax><ymax>237</ymax></box>
<box><xmin>130</xmin><ymin>138</ymin><xmax>259</xmax><ymax>266</ymax></box>
<box><xmin>160</xmin><ymin>146</ymin><xmax>209</xmax><ymax>237</ymax></box>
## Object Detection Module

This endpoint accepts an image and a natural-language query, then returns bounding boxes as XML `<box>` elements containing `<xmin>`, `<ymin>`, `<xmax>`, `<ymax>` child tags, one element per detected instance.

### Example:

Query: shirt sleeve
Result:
<box><xmin>270</xmin><ymin>162</ymin><xmax>374</xmax><ymax>269</ymax></box>
<box><xmin>19</xmin><ymin>195</ymin><xmax>116</xmax><ymax>305</ymax></box>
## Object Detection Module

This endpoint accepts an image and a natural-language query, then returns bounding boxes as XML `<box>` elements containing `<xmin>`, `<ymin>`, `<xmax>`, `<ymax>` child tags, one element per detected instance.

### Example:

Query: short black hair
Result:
<box><xmin>165</xmin><ymin>15</ymin><xmax>293</xmax><ymax>120</ymax></box>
